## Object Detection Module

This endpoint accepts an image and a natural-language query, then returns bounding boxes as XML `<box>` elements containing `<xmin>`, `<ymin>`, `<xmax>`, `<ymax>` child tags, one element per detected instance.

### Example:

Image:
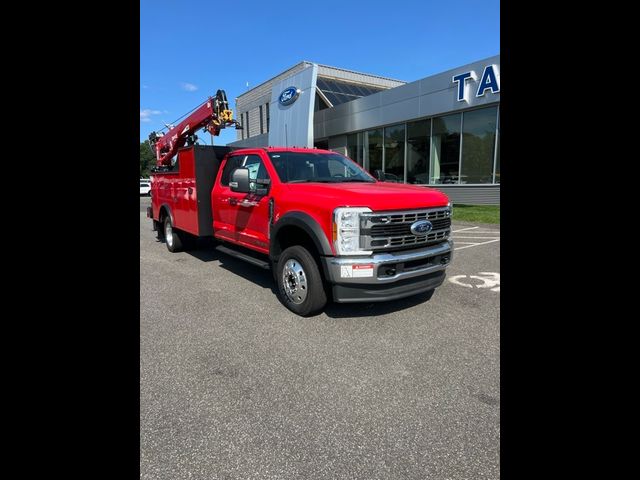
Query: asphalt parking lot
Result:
<box><xmin>140</xmin><ymin>197</ymin><xmax>500</xmax><ymax>480</ymax></box>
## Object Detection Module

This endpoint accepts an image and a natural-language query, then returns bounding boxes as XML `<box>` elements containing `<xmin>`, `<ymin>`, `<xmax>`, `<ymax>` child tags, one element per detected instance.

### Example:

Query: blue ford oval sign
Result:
<box><xmin>279</xmin><ymin>86</ymin><xmax>300</xmax><ymax>106</ymax></box>
<box><xmin>410</xmin><ymin>220</ymin><xmax>433</xmax><ymax>236</ymax></box>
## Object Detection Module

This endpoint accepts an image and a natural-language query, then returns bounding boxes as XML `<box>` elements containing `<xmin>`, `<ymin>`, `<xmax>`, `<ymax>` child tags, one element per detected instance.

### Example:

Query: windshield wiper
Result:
<box><xmin>339</xmin><ymin>178</ymin><xmax>375</xmax><ymax>183</ymax></box>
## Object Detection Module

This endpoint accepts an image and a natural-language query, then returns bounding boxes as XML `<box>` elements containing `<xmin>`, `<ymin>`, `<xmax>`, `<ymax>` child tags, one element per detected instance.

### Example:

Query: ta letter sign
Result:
<box><xmin>452</xmin><ymin>65</ymin><xmax>500</xmax><ymax>102</ymax></box>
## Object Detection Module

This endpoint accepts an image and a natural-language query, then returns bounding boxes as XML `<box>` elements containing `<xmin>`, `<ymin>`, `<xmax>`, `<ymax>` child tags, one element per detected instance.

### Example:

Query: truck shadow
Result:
<box><xmin>181</xmin><ymin>240</ymin><xmax>434</xmax><ymax>318</ymax></box>
<box><xmin>323</xmin><ymin>291</ymin><xmax>434</xmax><ymax>318</ymax></box>
<box><xmin>185</xmin><ymin>243</ymin><xmax>277</xmax><ymax>292</ymax></box>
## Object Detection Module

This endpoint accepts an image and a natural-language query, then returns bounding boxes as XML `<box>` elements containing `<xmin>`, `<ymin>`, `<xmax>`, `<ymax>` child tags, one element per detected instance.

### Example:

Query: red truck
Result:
<box><xmin>146</xmin><ymin>91</ymin><xmax>453</xmax><ymax>316</ymax></box>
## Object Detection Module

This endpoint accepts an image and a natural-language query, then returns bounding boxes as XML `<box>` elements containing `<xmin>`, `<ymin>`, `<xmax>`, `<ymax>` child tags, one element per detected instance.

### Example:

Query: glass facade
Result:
<box><xmin>431</xmin><ymin>113</ymin><xmax>461</xmax><ymax>184</ymax></box>
<box><xmin>315</xmin><ymin>92</ymin><xmax>330</xmax><ymax>111</ymax></box>
<box><xmin>460</xmin><ymin>106</ymin><xmax>497</xmax><ymax>184</ymax></box>
<box><xmin>384</xmin><ymin>124</ymin><xmax>405</xmax><ymax>182</ymax></box>
<box><xmin>406</xmin><ymin>119</ymin><xmax>430</xmax><ymax>184</ymax></box>
<box><xmin>363</xmin><ymin>129</ymin><xmax>383</xmax><ymax>176</ymax></box>
<box><xmin>340</xmin><ymin>105</ymin><xmax>499</xmax><ymax>185</ymax></box>
<box><xmin>347</xmin><ymin>132</ymin><xmax>363</xmax><ymax>166</ymax></box>
<box><xmin>316</xmin><ymin>77</ymin><xmax>386</xmax><ymax>107</ymax></box>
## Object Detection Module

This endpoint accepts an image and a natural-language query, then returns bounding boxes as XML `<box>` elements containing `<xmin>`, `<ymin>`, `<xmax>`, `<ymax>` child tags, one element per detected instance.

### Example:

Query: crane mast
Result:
<box><xmin>148</xmin><ymin>89</ymin><xmax>240</xmax><ymax>167</ymax></box>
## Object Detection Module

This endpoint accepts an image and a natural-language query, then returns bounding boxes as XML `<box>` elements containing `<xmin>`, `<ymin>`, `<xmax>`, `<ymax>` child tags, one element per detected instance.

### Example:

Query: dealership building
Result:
<box><xmin>229</xmin><ymin>55</ymin><xmax>500</xmax><ymax>205</ymax></box>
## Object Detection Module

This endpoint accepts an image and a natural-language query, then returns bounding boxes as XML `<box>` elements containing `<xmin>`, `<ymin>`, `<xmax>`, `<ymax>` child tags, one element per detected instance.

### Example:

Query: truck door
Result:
<box><xmin>213</xmin><ymin>154</ymin><xmax>271</xmax><ymax>253</ymax></box>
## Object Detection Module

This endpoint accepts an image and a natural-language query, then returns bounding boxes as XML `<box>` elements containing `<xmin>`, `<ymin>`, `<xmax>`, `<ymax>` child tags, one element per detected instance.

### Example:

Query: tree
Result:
<box><xmin>140</xmin><ymin>140</ymin><xmax>156</xmax><ymax>178</ymax></box>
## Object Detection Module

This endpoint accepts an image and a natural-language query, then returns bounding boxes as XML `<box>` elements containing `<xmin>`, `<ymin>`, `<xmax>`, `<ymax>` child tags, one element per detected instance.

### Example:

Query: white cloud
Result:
<box><xmin>140</xmin><ymin>108</ymin><xmax>161</xmax><ymax>122</ymax></box>
<box><xmin>181</xmin><ymin>82</ymin><xmax>198</xmax><ymax>92</ymax></box>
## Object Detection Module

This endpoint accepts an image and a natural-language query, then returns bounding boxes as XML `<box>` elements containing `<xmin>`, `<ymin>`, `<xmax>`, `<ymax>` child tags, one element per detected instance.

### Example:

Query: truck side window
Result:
<box><xmin>242</xmin><ymin>155</ymin><xmax>270</xmax><ymax>193</ymax></box>
<box><xmin>220</xmin><ymin>155</ymin><xmax>270</xmax><ymax>190</ymax></box>
<box><xmin>220</xmin><ymin>156</ymin><xmax>242</xmax><ymax>186</ymax></box>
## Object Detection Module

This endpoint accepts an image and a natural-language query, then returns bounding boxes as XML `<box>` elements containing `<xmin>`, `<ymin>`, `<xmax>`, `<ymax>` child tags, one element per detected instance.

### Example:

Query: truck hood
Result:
<box><xmin>283</xmin><ymin>181</ymin><xmax>449</xmax><ymax>211</ymax></box>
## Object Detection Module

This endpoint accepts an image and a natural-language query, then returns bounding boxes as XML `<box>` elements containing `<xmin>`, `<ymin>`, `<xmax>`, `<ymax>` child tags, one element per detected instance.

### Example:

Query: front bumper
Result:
<box><xmin>321</xmin><ymin>240</ymin><xmax>453</xmax><ymax>303</ymax></box>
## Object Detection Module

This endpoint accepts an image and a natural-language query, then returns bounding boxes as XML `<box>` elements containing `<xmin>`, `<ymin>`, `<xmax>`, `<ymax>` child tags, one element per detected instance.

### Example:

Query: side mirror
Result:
<box><xmin>229</xmin><ymin>168</ymin><xmax>250</xmax><ymax>193</ymax></box>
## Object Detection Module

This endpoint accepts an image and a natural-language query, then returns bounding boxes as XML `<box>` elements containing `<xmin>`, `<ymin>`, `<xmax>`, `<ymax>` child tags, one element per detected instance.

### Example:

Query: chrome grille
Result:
<box><xmin>371</xmin><ymin>218</ymin><xmax>451</xmax><ymax>236</ymax></box>
<box><xmin>370</xmin><ymin>209</ymin><xmax>449</xmax><ymax>224</ymax></box>
<box><xmin>361</xmin><ymin>207</ymin><xmax>451</xmax><ymax>252</ymax></box>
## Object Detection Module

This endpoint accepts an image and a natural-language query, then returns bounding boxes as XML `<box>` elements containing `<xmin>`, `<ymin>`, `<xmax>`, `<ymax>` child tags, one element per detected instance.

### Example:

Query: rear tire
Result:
<box><xmin>276</xmin><ymin>246</ymin><xmax>327</xmax><ymax>316</ymax></box>
<box><xmin>164</xmin><ymin>216</ymin><xmax>183</xmax><ymax>252</ymax></box>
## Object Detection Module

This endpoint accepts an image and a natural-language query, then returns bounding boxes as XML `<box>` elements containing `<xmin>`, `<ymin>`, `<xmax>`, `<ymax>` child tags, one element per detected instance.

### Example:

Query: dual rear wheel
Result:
<box><xmin>162</xmin><ymin>216</ymin><xmax>195</xmax><ymax>252</ymax></box>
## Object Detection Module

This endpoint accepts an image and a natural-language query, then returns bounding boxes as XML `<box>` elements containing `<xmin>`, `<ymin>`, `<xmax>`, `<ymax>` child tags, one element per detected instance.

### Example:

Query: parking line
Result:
<box><xmin>451</xmin><ymin>226</ymin><xmax>479</xmax><ymax>233</ymax></box>
<box><xmin>454</xmin><ymin>239</ymin><xmax>500</xmax><ymax>251</ymax></box>
<box><xmin>453</xmin><ymin>236</ymin><xmax>501</xmax><ymax>239</ymax></box>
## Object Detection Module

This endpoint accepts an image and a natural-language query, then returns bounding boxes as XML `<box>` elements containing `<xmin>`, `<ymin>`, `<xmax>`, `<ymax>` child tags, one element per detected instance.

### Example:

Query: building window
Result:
<box><xmin>266</xmin><ymin>103</ymin><xmax>270</xmax><ymax>132</ymax></box>
<box><xmin>430</xmin><ymin>113</ymin><xmax>461</xmax><ymax>184</ymax></box>
<box><xmin>406</xmin><ymin>119</ymin><xmax>431</xmax><ymax>184</ymax></box>
<box><xmin>259</xmin><ymin>105</ymin><xmax>264</xmax><ymax>135</ymax></box>
<box><xmin>347</xmin><ymin>132</ymin><xmax>363</xmax><ymax>166</ymax></box>
<box><xmin>245</xmin><ymin>111</ymin><xmax>250</xmax><ymax>137</ymax></box>
<box><xmin>460</xmin><ymin>106</ymin><xmax>498</xmax><ymax>184</ymax></box>
<box><xmin>383</xmin><ymin>124</ymin><xmax>405</xmax><ymax>182</ymax></box>
<box><xmin>363</xmin><ymin>128</ymin><xmax>383</xmax><ymax>176</ymax></box>
<box><xmin>315</xmin><ymin>92</ymin><xmax>330</xmax><ymax>111</ymax></box>
<box><xmin>314</xmin><ymin>139</ymin><xmax>328</xmax><ymax>150</ymax></box>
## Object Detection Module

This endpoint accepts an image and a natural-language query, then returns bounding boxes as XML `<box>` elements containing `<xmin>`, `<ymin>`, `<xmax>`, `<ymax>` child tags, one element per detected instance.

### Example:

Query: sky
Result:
<box><xmin>140</xmin><ymin>0</ymin><xmax>500</xmax><ymax>146</ymax></box>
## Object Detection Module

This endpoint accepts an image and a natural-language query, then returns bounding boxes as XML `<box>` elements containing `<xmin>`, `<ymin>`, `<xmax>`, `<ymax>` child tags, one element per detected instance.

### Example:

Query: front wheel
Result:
<box><xmin>276</xmin><ymin>246</ymin><xmax>327</xmax><ymax>316</ymax></box>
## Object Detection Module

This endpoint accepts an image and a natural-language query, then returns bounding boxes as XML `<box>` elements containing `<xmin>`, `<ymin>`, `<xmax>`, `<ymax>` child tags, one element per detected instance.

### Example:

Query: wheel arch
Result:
<box><xmin>158</xmin><ymin>204</ymin><xmax>175</xmax><ymax>226</ymax></box>
<box><xmin>270</xmin><ymin>212</ymin><xmax>333</xmax><ymax>263</ymax></box>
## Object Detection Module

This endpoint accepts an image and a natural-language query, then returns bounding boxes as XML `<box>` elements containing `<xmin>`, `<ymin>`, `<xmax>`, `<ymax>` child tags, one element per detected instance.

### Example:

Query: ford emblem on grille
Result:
<box><xmin>410</xmin><ymin>220</ymin><xmax>433</xmax><ymax>235</ymax></box>
<box><xmin>279</xmin><ymin>87</ymin><xmax>300</xmax><ymax>106</ymax></box>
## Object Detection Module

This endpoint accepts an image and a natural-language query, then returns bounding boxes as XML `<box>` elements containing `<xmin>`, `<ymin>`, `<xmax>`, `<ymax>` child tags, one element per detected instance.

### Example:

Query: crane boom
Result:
<box><xmin>148</xmin><ymin>89</ymin><xmax>240</xmax><ymax>166</ymax></box>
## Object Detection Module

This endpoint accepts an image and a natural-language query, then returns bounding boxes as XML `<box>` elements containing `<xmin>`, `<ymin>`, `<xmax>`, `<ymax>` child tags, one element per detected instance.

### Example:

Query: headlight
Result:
<box><xmin>447</xmin><ymin>201</ymin><xmax>453</xmax><ymax>217</ymax></box>
<box><xmin>333</xmin><ymin>207</ymin><xmax>372</xmax><ymax>256</ymax></box>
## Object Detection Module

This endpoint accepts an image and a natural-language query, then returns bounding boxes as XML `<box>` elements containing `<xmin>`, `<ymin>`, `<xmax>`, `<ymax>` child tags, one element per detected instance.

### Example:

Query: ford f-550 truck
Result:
<box><xmin>146</xmin><ymin>91</ymin><xmax>453</xmax><ymax>316</ymax></box>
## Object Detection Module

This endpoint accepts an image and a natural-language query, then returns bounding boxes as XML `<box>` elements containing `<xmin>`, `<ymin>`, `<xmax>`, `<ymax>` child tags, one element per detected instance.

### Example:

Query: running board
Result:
<box><xmin>215</xmin><ymin>244</ymin><xmax>271</xmax><ymax>270</ymax></box>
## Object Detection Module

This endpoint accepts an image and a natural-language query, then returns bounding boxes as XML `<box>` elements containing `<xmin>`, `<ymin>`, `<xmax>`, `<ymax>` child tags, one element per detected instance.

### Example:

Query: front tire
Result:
<box><xmin>276</xmin><ymin>246</ymin><xmax>327</xmax><ymax>316</ymax></box>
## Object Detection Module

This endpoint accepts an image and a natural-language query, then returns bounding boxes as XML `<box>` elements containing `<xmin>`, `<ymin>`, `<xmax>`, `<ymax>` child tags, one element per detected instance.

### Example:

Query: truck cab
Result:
<box><xmin>149</xmin><ymin>145</ymin><xmax>453</xmax><ymax>316</ymax></box>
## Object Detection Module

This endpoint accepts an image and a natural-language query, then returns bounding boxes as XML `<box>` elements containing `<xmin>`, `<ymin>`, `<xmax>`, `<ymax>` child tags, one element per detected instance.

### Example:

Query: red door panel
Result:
<box><xmin>213</xmin><ymin>153</ymin><xmax>271</xmax><ymax>253</ymax></box>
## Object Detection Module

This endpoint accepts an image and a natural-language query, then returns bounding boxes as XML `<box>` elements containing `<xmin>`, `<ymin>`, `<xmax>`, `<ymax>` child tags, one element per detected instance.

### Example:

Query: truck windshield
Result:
<box><xmin>268</xmin><ymin>152</ymin><xmax>376</xmax><ymax>184</ymax></box>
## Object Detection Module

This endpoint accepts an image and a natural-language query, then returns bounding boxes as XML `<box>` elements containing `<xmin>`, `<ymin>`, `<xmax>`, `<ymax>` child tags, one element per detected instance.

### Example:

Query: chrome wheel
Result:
<box><xmin>165</xmin><ymin>220</ymin><xmax>173</xmax><ymax>248</ymax></box>
<box><xmin>282</xmin><ymin>259</ymin><xmax>308</xmax><ymax>304</ymax></box>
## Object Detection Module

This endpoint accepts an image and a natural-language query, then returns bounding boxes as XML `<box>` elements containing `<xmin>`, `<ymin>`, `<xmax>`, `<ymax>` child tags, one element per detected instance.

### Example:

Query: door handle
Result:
<box><xmin>229</xmin><ymin>198</ymin><xmax>238</xmax><ymax>206</ymax></box>
<box><xmin>188</xmin><ymin>187</ymin><xmax>193</xmax><ymax>195</ymax></box>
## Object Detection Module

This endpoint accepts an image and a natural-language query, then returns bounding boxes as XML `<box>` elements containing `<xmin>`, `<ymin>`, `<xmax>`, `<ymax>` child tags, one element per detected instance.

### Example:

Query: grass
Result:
<box><xmin>452</xmin><ymin>204</ymin><xmax>500</xmax><ymax>224</ymax></box>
